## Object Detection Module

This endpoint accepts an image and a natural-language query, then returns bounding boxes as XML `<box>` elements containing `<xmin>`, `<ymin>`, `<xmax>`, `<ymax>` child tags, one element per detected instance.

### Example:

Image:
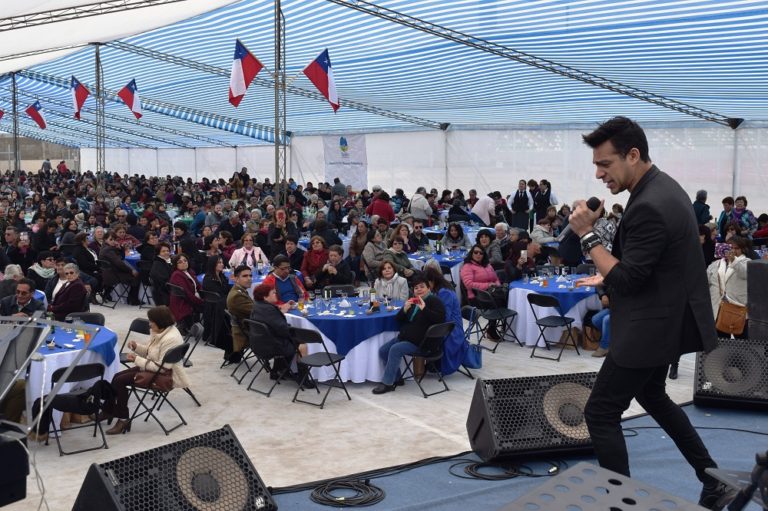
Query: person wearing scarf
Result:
<box><xmin>26</xmin><ymin>251</ymin><xmax>57</xmax><ymax>292</ymax></box>
<box><xmin>300</xmin><ymin>236</ymin><xmax>329</xmax><ymax>290</ymax></box>
<box><xmin>228</xmin><ymin>233</ymin><xmax>269</xmax><ymax>270</ymax></box>
<box><xmin>372</xmin><ymin>275</ymin><xmax>445</xmax><ymax>395</ymax></box>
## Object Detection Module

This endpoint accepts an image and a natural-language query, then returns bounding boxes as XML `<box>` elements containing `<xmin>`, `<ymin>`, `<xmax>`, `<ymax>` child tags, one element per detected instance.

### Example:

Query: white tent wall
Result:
<box><xmin>80</xmin><ymin>126</ymin><xmax>768</xmax><ymax>215</ymax></box>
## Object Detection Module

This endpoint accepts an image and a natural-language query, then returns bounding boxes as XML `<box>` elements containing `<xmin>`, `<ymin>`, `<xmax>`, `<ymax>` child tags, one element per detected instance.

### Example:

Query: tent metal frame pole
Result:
<box><xmin>2</xmin><ymin>85</ymin><xmax>232</xmax><ymax>148</ymax></box>
<box><xmin>11</xmin><ymin>73</ymin><xmax>20</xmax><ymax>179</ymax></box>
<box><xmin>326</xmin><ymin>0</ymin><xmax>744</xmax><ymax>129</ymax></box>
<box><xmin>108</xmin><ymin>40</ymin><xmax>447</xmax><ymax>131</ymax></box>
<box><xmin>0</xmin><ymin>0</ymin><xmax>187</xmax><ymax>32</ymax></box>
<box><xmin>94</xmin><ymin>44</ymin><xmax>106</xmax><ymax>180</ymax></box>
<box><xmin>731</xmin><ymin>129</ymin><xmax>739</xmax><ymax>198</ymax></box>
<box><xmin>274</xmin><ymin>0</ymin><xmax>287</xmax><ymax>207</ymax></box>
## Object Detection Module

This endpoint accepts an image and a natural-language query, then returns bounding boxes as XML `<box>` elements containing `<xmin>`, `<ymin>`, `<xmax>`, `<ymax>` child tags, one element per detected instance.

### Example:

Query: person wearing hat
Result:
<box><xmin>470</xmin><ymin>192</ymin><xmax>503</xmax><ymax>227</ymax></box>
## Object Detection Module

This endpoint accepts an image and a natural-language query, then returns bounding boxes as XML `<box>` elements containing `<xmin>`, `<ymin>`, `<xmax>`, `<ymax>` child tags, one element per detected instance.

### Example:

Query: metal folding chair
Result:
<box><xmin>97</xmin><ymin>259</ymin><xmax>129</xmax><ymax>308</ymax></box>
<box><xmin>526</xmin><ymin>292</ymin><xmax>580</xmax><ymax>362</ymax></box>
<box><xmin>119</xmin><ymin>318</ymin><xmax>151</xmax><ymax>368</ymax></box>
<box><xmin>401</xmin><ymin>322</ymin><xmax>455</xmax><ymax>398</ymax></box>
<box><xmin>64</xmin><ymin>312</ymin><xmax>105</xmax><ymax>326</ymax></box>
<box><xmin>291</xmin><ymin>327</ymin><xmax>351</xmax><ymax>409</ymax></box>
<box><xmin>473</xmin><ymin>288</ymin><xmax>522</xmax><ymax>352</ymax></box>
<box><xmin>242</xmin><ymin>319</ymin><xmax>295</xmax><ymax>398</ymax></box>
<box><xmin>225</xmin><ymin>310</ymin><xmax>256</xmax><ymax>382</ymax></box>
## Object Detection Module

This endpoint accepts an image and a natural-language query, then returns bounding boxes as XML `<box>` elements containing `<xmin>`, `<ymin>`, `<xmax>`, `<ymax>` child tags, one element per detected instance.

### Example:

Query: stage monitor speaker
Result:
<box><xmin>499</xmin><ymin>461</ymin><xmax>704</xmax><ymax>511</ymax></box>
<box><xmin>72</xmin><ymin>425</ymin><xmax>277</xmax><ymax>511</ymax></box>
<box><xmin>693</xmin><ymin>337</ymin><xmax>768</xmax><ymax>411</ymax></box>
<box><xmin>466</xmin><ymin>372</ymin><xmax>597</xmax><ymax>462</ymax></box>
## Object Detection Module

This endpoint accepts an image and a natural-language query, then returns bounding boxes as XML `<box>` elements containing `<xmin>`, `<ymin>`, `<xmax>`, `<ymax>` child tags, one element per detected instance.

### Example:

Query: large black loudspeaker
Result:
<box><xmin>466</xmin><ymin>372</ymin><xmax>596</xmax><ymax>462</ymax></box>
<box><xmin>693</xmin><ymin>337</ymin><xmax>768</xmax><ymax>411</ymax></box>
<box><xmin>747</xmin><ymin>259</ymin><xmax>768</xmax><ymax>341</ymax></box>
<box><xmin>73</xmin><ymin>425</ymin><xmax>277</xmax><ymax>511</ymax></box>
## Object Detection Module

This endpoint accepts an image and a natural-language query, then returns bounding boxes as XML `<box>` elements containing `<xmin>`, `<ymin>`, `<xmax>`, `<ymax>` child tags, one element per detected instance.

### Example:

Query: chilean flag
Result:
<box><xmin>118</xmin><ymin>79</ymin><xmax>143</xmax><ymax>119</ymax></box>
<box><xmin>303</xmin><ymin>49</ymin><xmax>339</xmax><ymax>112</ymax></box>
<box><xmin>71</xmin><ymin>76</ymin><xmax>90</xmax><ymax>120</ymax></box>
<box><xmin>228</xmin><ymin>40</ymin><xmax>263</xmax><ymax>107</ymax></box>
<box><xmin>25</xmin><ymin>101</ymin><xmax>47</xmax><ymax>129</ymax></box>
<box><xmin>0</xmin><ymin>110</ymin><xmax>3</xmax><ymax>121</ymax></box>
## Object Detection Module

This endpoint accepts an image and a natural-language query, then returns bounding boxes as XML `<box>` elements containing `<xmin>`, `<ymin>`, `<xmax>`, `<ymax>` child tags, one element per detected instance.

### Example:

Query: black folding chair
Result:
<box><xmin>291</xmin><ymin>327</ymin><xmax>351</xmax><ymax>409</ymax></box>
<box><xmin>472</xmin><ymin>288</ymin><xmax>522</xmax><ymax>352</ymax></box>
<box><xmin>182</xmin><ymin>321</ymin><xmax>203</xmax><ymax>368</ymax></box>
<box><xmin>526</xmin><ymin>293</ymin><xmax>580</xmax><ymax>362</ymax></box>
<box><xmin>323</xmin><ymin>284</ymin><xmax>356</xmax><ymax>297</ymax></box>
<box><xmin>242</xmin><ymin>319</ymin><xmax>295</xmax><ymax>398</ymax></box>
<box><xmin>461</xmin><ymin>305</ymin><xmax>483</xmax><ymax>344</ymax></box>
<box><xmin>44</xmin><ymin>363</ymin><xmax>108</xmax><ymax>456</ymax></box>
<box><xmin>64</xmin><ymin>312</ymin><xmax>105</xmax><ymax>326</ymax></box>
<box><xmin>137</xmin><ymin>260</ymin><xmax>154</xmax><ymax>309</ymax></box>
<box><xmin>575</xmin><ymin>263</ymin><xmax>596</xmax><ymax>275</ymax></box>
<box><xmin>119</xmin><ymin>318</ymin><xmax>151</xmax><ymax>368</ymax></box>
<box><xmin>98</xmin><ymin>260</ymin><xmax>129</xmax><ymax>308</ymax></box>
<box><xmin>440</xmin><ymin>264</ymin><xmax>455</xmax><ymax>284</ymax></box>
<box><xmin>127</xmin><ymin>343</ymin><xmax>190</xmax><ymax>435</ymax></box>
<box><xmin>225</xmin><ymin>310</ymin><xmax>256</xmax><ymax>382</ymax></box>
<box><xmin>401</xmin><ymin>322</ymin><xmax>454</xmax><ymax>398</ymax></box>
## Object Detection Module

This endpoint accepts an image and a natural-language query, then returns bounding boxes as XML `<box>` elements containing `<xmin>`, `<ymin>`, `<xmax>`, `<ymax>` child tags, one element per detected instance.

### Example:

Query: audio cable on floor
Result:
<box><xmin>309</xmin><ymin>478</ymin><xmax>385</xmax><ymax>507</ymax></box>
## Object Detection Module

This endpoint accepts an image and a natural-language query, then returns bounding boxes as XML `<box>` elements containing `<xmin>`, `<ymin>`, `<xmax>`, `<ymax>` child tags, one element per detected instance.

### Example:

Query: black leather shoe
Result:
<box><xmin>668</xmin><ymin>363</ymin><xmax>678</xmax><ymax>380</ymax></box>
<box><xmin>699</xmin><ymin>482</ymin><xmax>736</xmax><ymax>510</ymax></box>
<box><xmin>394</xmin><ymin>378</ymin><xmax>405</xmax><ymax>387</ymax></box>
<box><xmin>372</xmin><ymin>383</ymin><xmax>397</xmax><ymax>395</ymax></box>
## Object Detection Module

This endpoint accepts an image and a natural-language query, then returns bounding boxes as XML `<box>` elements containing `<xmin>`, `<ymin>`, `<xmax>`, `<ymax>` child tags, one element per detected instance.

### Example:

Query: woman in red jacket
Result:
<box><xmin>168</xmin><ymin>253</ymin><xmax>204</xmax><ymax>332</ymax></box>
<box><xmin>460</xmin><ymin>243</ymin><xmax>503</xmax><ymax>339</ymax></box>
<box><xmin>365</xmin><ymin>191</ymin><xmax>395</xmax><ymax>224</ymax></box>
<box><xmin>300</xmin><ymin>236</ymin><xmax>329</xmax><ymax>290</ymax></box>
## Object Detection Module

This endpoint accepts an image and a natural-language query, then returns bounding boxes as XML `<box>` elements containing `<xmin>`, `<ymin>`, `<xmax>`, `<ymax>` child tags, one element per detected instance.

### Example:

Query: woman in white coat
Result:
<box><xmin>707</xmin><ymin>235</ymin><xmax>749</xmax><ymax>337</ymax></box>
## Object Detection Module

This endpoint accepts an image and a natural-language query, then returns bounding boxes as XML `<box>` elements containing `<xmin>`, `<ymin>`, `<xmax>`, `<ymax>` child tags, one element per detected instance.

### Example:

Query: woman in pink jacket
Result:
<box><xmin>460</xmin><ymin>243</ymin><xmax>503</xmax><ymax>339</ymax></box>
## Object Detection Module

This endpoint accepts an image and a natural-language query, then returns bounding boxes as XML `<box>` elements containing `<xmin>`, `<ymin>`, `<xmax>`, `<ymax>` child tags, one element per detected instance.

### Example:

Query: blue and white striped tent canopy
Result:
<box><xmin>2</xmin><ymin>0</ymin><xmax>767</xmax><ymax>148</ymax></box>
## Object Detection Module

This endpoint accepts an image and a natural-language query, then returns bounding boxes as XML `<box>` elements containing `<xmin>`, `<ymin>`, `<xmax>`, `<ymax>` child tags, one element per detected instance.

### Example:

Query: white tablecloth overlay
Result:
<box><xmin>26</xmin><ymin>345</ymin><xmax>120</xmax><ymax>432</ymax></box>
<box><xmin>285</xmin><ymin>313</ymin><xmax>398</xmax><ymax>383</ymax></box>
<box><xmin>506</xmin><ymin>287</ymin><xmax>601</xmax><ymax>347</ymax></box>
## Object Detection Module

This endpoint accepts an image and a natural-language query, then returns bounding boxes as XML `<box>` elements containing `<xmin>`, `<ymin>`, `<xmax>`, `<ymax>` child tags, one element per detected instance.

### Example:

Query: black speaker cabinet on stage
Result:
<box><xmin>72</xmin><ymin>425</ymin><xmax>277</xmax><ymax>511</ymax></box>
<box><xmin>466</xmin><ymin>372</ymin><xmax>597</xmax><ymax>462</ymax></box>
<box><xmin>0</xmin><ymin>421</ymin><xmax>28</xmax><ymax>507</ymax></box>
<box><xmin>694</xmin><ymin>337</ymin><xmax>768</xmax><ymax>411</ymax></box>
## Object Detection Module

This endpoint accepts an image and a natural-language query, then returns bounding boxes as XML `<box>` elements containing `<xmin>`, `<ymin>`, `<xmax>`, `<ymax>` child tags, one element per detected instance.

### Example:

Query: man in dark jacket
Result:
<box><xmin>315</xmin><ymin>245</ymin><xmax>354</xmax><ymax>289</ymax></box>
<box><xmin>0</xmin><ymin>278</ymin><xmax>45</xmax><ymax>316</ymax></box>
<box><xmin>281</xmin><ymin>235</ymin><xmax>304</xmax><ymax>271</ymax></box>
<box><xmin>571</xmin><ymin>116</ymin><xmax>731</xmax><ymax>510</ymax></box>
<box><xmin>372</xmin><ymin>275</ymin><xmax>445</xmax><ymax>395</ymax></box>
<box><xmin>311</xmin><ymin>219</ymin><xmax>342</xmax><ymax>249</ymax></box>
<box><xmin>99</xmin><ymin>233</ymin><xmax>140</xmax><ymax>305</ymax></box>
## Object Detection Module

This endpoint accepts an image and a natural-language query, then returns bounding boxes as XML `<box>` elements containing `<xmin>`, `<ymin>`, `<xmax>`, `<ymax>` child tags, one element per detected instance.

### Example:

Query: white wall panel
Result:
<box><xmin>158</xmin><ymin>149</ymin><xmax>196</xmax><ymax>179</ymax></box>
<box><xmin>194</xmin><ymin>148</ymin><xmax>237</xmax><ymax>182</ymax></box>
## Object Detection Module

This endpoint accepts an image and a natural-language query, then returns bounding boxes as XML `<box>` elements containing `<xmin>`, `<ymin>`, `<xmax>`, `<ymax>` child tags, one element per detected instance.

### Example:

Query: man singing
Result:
<box><xmin>569</xmin><ymin>117</ymin><xmax>733</xmax><ymax>510</ymax></box>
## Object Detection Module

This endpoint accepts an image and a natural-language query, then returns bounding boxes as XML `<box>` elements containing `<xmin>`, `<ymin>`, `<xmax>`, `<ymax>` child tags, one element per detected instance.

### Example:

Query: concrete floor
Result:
<box><xmin>5</xmin><ymin>303</ymin><xmax>699</xmax><ymax>510</ymax></box>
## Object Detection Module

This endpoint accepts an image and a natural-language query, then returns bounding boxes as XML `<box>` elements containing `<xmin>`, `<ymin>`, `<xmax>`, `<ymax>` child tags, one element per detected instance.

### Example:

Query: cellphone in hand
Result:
<box><xmin>521</xmin><ymin>250</ymin><xmax>528</xmax><ymax>260</ymax></box>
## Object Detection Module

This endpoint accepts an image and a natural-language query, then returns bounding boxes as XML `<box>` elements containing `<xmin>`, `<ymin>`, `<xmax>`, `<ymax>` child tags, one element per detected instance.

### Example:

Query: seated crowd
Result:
<box><xmin>0</xmin><ymin>164</ymin><xmax>764</xmax><ymax>410</ymax></box>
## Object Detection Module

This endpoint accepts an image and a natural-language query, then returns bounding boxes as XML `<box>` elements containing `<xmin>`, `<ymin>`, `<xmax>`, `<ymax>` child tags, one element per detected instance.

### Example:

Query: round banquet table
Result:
<box><xmin>26</xmin><ymin>324</ymin><xmax>120</xmax><ymax>432</ymax></box>
<box><xmin>285</xmin><ymin>297</ymin><xmax>402</xmax><ymax>383</ymax></box>
<box><xmin>507</xmin><ymin>275</ymin><xmax>600</xmax><ymax>347</ymax></box>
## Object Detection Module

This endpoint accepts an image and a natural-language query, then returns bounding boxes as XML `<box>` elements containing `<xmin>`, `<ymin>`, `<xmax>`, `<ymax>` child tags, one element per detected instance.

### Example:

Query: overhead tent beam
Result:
<box><xmin>19</xmin><ymin>70</ymin><xmax>278</xmax><ymax>144</ymax></box>
<box><xmin>2</xmin><ymin>85</ymin><xmax>232</xmax><ymax>147</ymax></box>
<box><xmin>21</xmin><ymin>116</ymin><xmax>156</xmax><ymax>149</ymax></box>
<box><xmin>0</xmin><ymin>121</ymin><xmax>79</xmax><ymax>148</ymax></box>
<box><xmin>0</xmin><ymin>0</ymin><xmax>188</xmax><ymax>31</ymax></box>
<box><xmin>326</xmin><ymin>0</ymin><xmax>745</xmax><ymax>129</ymax></box>
<box><xmin>107</xmin><ymin>41</ymin><xmax>448</xmax><ymax>131</ymax></box>
<box><xmin>3</xmin><ymin>85</ymin><xmax>194</xmax><ymax>148</ymax></box>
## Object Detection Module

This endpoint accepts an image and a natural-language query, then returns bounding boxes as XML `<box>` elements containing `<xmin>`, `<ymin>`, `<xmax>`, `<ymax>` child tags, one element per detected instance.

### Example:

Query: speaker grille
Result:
<box><xmin>694</xmin><ymin>338</ymin><xmax>768</xmax><ymax>409</ymax></box>
<box><xmin>468</xmin><ymin>372</ymin><xmax>596</xmax><ymax>461</ymax></box>
<box><xmin>98</xmin><ymin>426</ymin><xmax>276</xmax><ymax>511</ymax></box>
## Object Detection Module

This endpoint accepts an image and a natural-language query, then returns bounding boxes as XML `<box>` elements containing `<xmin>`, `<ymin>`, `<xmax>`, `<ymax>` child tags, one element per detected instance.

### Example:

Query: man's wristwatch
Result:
<box><xmin>580</xmin><ymin>231</ymin><xmax>602</xmax><ymax>253</ymax></box>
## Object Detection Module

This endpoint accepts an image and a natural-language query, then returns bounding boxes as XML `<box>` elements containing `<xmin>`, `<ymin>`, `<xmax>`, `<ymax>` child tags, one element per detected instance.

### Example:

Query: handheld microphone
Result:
<box><xmin>557</xmin><ymin>197</ymin><xmax>601</xmax><ymax>242</ymax></box>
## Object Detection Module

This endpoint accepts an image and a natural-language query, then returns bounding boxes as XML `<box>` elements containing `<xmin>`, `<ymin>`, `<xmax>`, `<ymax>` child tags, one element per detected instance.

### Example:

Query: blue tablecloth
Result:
<box><xmin>298</xmin><ymin>298</ymin><xmax>402</xmax><ymax>355</ymax></box>
<box><xmin>125</xmin><ymin>251</ymin><xmax>141</xmax><ymax>270</ymax></box>
<box><xmin>409</xmin><ymin>251</ymin><xmax>465</xmax><ymax>268</ymax></box>
<box><xmin>33</xmin><ymin>289</ymin><xmax>46</xmax><ymax>306</ymax></box>
<box><xmin>39</xmin><ymin>324</ymin><xmax>118</xmax><ymax>366</ymax></box>
<box><xmin>509</xmin><ymin>275</ymin><xmax>594</xmax><ymax>313</ymax></box>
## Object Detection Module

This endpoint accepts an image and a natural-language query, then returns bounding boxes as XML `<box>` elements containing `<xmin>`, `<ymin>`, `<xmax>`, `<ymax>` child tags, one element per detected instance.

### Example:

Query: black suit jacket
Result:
<box><xmin>49</xmin><ymin>279</ymin><xmax>88</xmax><ymax>321</ymax></box>
<box><xmin>603</xmin><ymin>166</ymin><xmax>717</xmax><ymax>368</ymax></box>
<box><xmin>72</xmin><ymin>245</ymin><xmax>100</xmax><ymax>276</ymax></box>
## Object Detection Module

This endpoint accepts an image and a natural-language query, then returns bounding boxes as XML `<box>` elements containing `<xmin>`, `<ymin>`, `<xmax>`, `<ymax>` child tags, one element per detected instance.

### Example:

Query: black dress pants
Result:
<box><xmin>584</xmin><ymin>353</ymin><xmax>718</xmax><ymax>485</ymax></box>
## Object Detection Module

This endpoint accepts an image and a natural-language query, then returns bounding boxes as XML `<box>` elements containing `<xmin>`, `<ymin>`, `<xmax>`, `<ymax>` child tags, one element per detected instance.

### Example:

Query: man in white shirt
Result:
<box><xmin>470</xmin><ymin>191</ymin><xmax>503</xmax><ymax>227</ymax></box>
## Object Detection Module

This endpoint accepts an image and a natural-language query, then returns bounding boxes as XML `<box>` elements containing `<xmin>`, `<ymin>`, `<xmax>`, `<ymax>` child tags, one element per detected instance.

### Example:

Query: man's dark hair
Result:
<box><xmin>173</xmin><ymin>221</ymin><xmax>188</xmax><ymax>232</ymax></box>
<box><xmin>285</xmin><ymin>234</ymin><xmax>298</xmax><ymax>244</ymax></box>
<box><xmin>722</xmin><ymin>196</ymin><xmax>734</xmax><ymax>205</ymax></box>
<box><xmin>272</xmin><ymin>254</ymin><xmax>290</xmax><ymax>268</ymax></box>
<box><xmin>233</xmin><ymin>264</ymin><xmax>251</xmax><ymax>276</ymax></box>
<box><xmin>582</xmin><ymin>116</ymin><xmax>650</xmax><ymax>163</ymax></box>
<box><xmin>17</xmin><ymin>278</ymin><xmax>36</xmax><ymax>292</ymax></box>
<box><xmin>328</xmin><ymin>244</ymin><xmax>344</xmax><ymax>256</ymax></box>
